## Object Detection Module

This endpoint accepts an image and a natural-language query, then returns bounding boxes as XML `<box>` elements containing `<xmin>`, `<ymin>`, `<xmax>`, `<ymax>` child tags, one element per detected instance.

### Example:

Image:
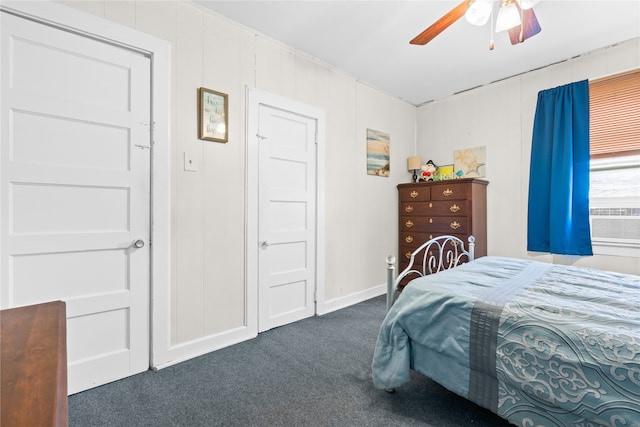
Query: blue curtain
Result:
<box><xmin>527</xmin><ymin>80</ymin><xmax>593</xmax><ymax>255</ymax></box>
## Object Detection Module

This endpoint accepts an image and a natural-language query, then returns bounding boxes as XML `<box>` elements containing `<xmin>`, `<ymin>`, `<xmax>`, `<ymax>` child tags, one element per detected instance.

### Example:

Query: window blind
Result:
<box><xmin>589</xmin><ymin>69</ymin><xmax>640</xmax><ymax>158</ymax></box>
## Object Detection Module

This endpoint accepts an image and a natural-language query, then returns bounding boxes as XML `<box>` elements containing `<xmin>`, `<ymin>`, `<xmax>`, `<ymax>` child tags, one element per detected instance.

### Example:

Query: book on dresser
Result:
<box><xmin>397</xmin><ymin>178</ymin><xmax>488</xmax><ymax>289</ymax></box>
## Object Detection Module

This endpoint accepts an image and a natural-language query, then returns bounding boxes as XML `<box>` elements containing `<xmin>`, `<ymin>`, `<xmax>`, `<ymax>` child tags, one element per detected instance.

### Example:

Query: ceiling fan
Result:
<box><xmin>410</xmin><ymin>0</ymin><xmax>542</xmax><ymax>49</ymax></box>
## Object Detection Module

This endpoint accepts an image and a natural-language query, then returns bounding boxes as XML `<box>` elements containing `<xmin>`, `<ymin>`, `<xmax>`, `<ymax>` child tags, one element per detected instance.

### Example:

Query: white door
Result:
<box><xmin>257</xmin><ymin>105</ymin><xmax>317</xmax><ymax>332</ymax></box>
<box><xmin>1</xmin><ymin>12</ymin><xmax>151</xmax><ymax>394</ymax></box>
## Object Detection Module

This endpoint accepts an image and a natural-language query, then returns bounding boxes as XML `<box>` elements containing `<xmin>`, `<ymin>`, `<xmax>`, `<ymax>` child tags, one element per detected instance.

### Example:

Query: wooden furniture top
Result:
<box><xmin>1</xmin><ymin>301</ymin><xmax>68</xmax><ymax>427</ymax></box>
<box><xmin>397</xmin><ymin>177</ymin><xmax>489</xmax><ymax>189</ymax></box>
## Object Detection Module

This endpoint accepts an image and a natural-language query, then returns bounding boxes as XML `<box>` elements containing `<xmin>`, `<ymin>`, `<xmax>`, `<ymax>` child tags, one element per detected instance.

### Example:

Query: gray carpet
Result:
<box><xmin>69</xmin><ymin>295</ymin><xmax>512</xmax><ymax>426</ymax></box>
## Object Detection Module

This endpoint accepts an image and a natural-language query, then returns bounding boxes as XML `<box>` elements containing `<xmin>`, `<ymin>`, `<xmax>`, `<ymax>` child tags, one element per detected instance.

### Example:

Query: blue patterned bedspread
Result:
<box><xmin>372</xmin><ymin>256</ymin><xmax>640</xmax><ymax>427</ymax></box>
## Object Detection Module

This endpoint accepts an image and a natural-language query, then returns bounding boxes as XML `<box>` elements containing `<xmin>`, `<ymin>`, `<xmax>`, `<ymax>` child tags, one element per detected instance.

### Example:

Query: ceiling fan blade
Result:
<box><xmin>410</xmin><ymin>1</ymin><xmax>469</xmax><ymax>45</ymax></box>
<box><xmin>508</xmin><ymin>7</ymin><xmax>542</xmax><ymax>44</ymax></box>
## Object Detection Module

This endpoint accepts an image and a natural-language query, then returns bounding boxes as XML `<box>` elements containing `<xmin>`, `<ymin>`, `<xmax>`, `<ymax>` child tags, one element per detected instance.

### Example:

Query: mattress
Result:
<box><xmin>372</xmin><ymin>256</ymin><xmax>640</xmax><ymax>426</ymax></box>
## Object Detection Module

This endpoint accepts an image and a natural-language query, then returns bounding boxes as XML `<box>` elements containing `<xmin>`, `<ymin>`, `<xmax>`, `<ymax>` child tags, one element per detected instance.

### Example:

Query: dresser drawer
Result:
<box><xmin>400</xmin><ymin>231</ymin><xmax>435</xmax><ymax>246</ymax></box>
<box><xmin>430</xmin><ymin>182</ymin><xmax>468</xmax><ymax>201</ymax></box>
<box><xmin>400</xmin><ymin>201</ymin><xmax>468</xmax><ymax>216</ymax></box>
<box><xmin>400</xmin><ymin>216</ymin><xmax>469</xmax><ymax>234</ymax></box>
<box><xmin>400</xmin><ymin>201</ymin><xmax>428</xmax><ymax>215</ymax></box>
<box><xmin>400</xmin><ymin>245</ymin><xmax>440</xmax><ymax>263</ymax></box>
<box><xmin>401</xmin><ymin>232</ymin><xmax>469</xmax><ymax>259</ymax></box>
<box><xmin>400</xmin><ymin>232</ymin><xmax>468</xmax><ymax>248</ymax></box>
<box><xmin>398</xmin><ymin>186</ymin><xmax>430</xmax><ymax>202</ymax></box>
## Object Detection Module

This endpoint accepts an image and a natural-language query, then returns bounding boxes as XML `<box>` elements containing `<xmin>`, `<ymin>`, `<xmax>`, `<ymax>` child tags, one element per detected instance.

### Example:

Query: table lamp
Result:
<box><xmin>407</xmin><ymin>156</ymin><xmax>422</xmax><ymax>182</ymax></box>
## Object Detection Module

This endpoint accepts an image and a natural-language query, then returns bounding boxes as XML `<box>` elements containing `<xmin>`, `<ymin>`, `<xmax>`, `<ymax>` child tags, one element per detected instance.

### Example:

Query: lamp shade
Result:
<box><xmin>407</xmin><ymin>156</ymin><xmax>422</xmax><ymax>171</ymax></box>
<box><xmin>519</xmin><ymin>0</ymin><xmax>540</xmax><ymax>10</ymax></box>
<box><xmin>495</xmin><ymin>0</ymin><xmax>521</xmax><ymax>32</ymax></box>
<box><xmin>465</xmin><ymin>0</ymin><xmax>493</xmax><ymax>26</ymax></box>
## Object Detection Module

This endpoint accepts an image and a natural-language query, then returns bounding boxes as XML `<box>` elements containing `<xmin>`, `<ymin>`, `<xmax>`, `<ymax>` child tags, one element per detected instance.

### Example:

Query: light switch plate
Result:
<box><xmin>184</xmin><ymin>151</ymin><xmax>198</xmax><ymax>172</ymax></box>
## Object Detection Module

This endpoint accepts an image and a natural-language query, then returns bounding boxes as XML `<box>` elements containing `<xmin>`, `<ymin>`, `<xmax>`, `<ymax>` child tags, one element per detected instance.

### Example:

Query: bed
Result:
<box><xmin>372</xmin><ymin>235</ymin><xmax>640</xmax><ymax>427</ymax></box>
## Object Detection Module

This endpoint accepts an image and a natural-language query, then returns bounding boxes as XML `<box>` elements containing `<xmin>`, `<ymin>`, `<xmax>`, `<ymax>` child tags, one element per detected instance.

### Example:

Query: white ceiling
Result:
<box><xmin>196</xmin><ymin>1</ymin><xmax>640</xmax><ymax>106</ymax></box>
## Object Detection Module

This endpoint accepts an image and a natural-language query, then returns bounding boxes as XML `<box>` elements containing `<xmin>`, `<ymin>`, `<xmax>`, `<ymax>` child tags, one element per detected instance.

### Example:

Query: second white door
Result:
<box><xmin>258</xmin><ymin>105</ymin><xmax>317</xmax><ymax>332</ymax></box>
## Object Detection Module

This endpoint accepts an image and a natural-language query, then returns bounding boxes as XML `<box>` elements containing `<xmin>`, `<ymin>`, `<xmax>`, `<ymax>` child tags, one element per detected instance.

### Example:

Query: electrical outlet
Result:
<box><xmin>184</xmin><ymin>151</ymin><xmax>198</xmax><ymax>172</ymax></box>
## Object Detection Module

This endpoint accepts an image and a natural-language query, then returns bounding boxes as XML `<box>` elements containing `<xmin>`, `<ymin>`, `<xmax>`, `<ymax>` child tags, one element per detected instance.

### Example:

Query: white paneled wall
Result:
<box><xmin>58</xmin><ymin>0</ymin><xmax>416</xmax><ymax>359</ymax></box>
<box><xmin>417</xmin><ymin>38</ymin><xmax>640</xmax><ymax>275</ymax></box>
<box><xmin>51</xmin><ymin>1</ymin><xmax>639</xmax><ymax>367</ymax></box>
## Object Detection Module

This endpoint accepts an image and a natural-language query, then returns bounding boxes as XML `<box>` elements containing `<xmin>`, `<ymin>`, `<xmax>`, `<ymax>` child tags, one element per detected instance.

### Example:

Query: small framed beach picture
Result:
<box><xmin>198</xmin><ymin>87</ymin><xmax>228</xmax><ymax>142</ymax></box>
<box><xmin>437</xmin><ymin>164</ymin><xmax>454</xmax><ymax>180</ymax></box>
<box><xmin>366</xmin><ymin>128</ymin><xmax>390</xmax><ymax>177</ymax></box>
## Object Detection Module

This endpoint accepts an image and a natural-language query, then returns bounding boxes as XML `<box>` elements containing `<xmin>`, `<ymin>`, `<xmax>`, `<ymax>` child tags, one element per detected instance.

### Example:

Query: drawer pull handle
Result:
<box><xmin>429</xmin><ymin>234</ymin><xmax>433</xmax><ymax>240</ymax></box>
<box><xmin>429</xmin><ymin>218</ymin><xmax>433</xmax><ymax>224</ymax></box>
<box><xmin>410</xmin><ymin>191</ymin><xmax>419</xmax><ymax>198</ymax></box>
<box><xmin>429</xmin><ymin>202</ymin><xmax>433</xmax><ymax>208</ymax></box>
<box><xmin>405</xmin><ymin>220</ymin><xmax>414</xmax><ymax>228</ymax></box>
<box><xmin>443</xmin><ymin>189</ymin><xmax>454</xmax><ymax>197</ymax></box>
<box><xmin>450</xmin><ymin>221</ymin><xmax>461</xmax><ymax>230</ymax></box>
<box><xmin>405</xmin><ymin>205</ymin><xmax>414</xmax><ymax>213</ymax></box>
<box><xmin>405</xmin><ymin>252</ymin><xmax>412</xmax><ymax>259</ymax></box>
<box><xmin>450</xmin><ymin>204</ymin><xmax>460</xmax><ymax>213</ymax></box>
<box><xmin>405</xmin><ymin>235</ymin><xmax>414</xmax><ymax>243</ymax></box>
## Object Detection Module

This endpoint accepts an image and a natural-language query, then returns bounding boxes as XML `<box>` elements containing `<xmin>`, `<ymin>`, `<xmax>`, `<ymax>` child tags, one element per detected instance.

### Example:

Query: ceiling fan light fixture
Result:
<box><xmin>495</xmin><ymin>0</ymin><xmax>521</xmax><ymax>32</ymax></box>
<box><xmin>518</xmin><ymin>0</ymin><xmax>541</xmax><ymax>10</ymax></box>
<box><xmin>465</xmin><ymin>0</ymin><xmax>493</xmax><ymax>26</ymax></box>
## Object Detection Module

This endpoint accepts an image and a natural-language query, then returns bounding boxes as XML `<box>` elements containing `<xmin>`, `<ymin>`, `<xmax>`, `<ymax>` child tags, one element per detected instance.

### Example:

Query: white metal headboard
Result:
<box><xmin>385</xmin><ymin>235</ymin><xmax>475</xmax><ymax>310</ymax></box>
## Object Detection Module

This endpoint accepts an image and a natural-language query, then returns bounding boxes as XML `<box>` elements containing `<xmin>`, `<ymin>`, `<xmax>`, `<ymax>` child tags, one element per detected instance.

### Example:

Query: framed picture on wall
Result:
<box><xmin>454</xmin><ymin>146</ymin><xmax>486</xmax><ymax>178</ymax></box>
<box><xmin>198</xmin><ymin>87</ymin><xmax>228</xmax><ymax>142</ymax></box>
<box><xmin>366</xmin><ymin>128</ymin><xmax>390</xmax><ymax>177</ymax></box>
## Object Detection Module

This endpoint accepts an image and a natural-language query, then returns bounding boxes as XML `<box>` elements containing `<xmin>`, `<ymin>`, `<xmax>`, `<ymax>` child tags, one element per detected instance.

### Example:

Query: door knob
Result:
<box><xmin>133</xmin><ymin>239</ymin><xmax>145</xmax><ymax>248</ymax></box>
<box><xmin>261</xmin><ymin>240</ymin><xmax>270</xmax><ymax>248</ymax></box>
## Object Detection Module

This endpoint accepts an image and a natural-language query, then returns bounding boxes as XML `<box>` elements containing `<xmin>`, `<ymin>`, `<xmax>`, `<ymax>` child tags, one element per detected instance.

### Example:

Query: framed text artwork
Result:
<box><xmin>198</xmin><ymin>87</ymin><xmax>228</xmax><ymax>142</ymax></box>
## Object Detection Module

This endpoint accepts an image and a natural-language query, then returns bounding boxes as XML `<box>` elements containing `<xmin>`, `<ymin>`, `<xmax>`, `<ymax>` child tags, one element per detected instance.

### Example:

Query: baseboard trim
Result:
<box><xmin>153</xmin><ymin>284</ymin><xmax>387</xmax><ymax>370</ymax></box>
<box><xmin>152</xmin><ymin>326</ymin><xmax>255</xmax><ymax>370</ymax></box>
<box><xmin>318</xmin><ymin>283</ymin><xmax>386</xmax><ymax>315</ymax></box>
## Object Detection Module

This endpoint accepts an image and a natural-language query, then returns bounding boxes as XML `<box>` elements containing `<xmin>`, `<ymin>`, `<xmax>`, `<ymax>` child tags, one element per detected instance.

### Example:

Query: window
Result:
<box><xmin>589</xmin><ymin>156</ymin><xmax>640</xmax><ymax>255</ymax></box>
<box><xmin>589</xmin><ymin>70</ymin><xmax>640</xmax><ymax>256</ymax></box>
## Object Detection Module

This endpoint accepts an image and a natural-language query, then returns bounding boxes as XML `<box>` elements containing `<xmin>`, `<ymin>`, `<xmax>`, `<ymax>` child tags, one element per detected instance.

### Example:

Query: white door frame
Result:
<box><xmin>0</xmin><ymin>0</ymin><xmax>172</xmax><ymax>368</ymax></box>
<box><xmin>246</xmin><ymin>87</ymin><xmax>326</xmax><ymax>336</ymax></box>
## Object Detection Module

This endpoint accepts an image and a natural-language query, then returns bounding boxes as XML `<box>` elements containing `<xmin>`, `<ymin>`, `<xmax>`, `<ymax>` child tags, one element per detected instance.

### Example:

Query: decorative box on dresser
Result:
<box><xmin>397</xmin><ymin>178</ymin><xmax>488</xmax><ymax>289</ymax></box>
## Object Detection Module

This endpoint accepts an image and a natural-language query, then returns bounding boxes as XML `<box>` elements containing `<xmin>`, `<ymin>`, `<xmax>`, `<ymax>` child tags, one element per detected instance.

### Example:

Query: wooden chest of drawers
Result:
<box><xmin>1</xmin><ymin>301</ymin><xmax>68</xmax><ymax>427</ymax></box>
<box><xmin>397</xmin><ymin>178</ymin><xmax>488</xmax><ymax>287</ymax></box>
